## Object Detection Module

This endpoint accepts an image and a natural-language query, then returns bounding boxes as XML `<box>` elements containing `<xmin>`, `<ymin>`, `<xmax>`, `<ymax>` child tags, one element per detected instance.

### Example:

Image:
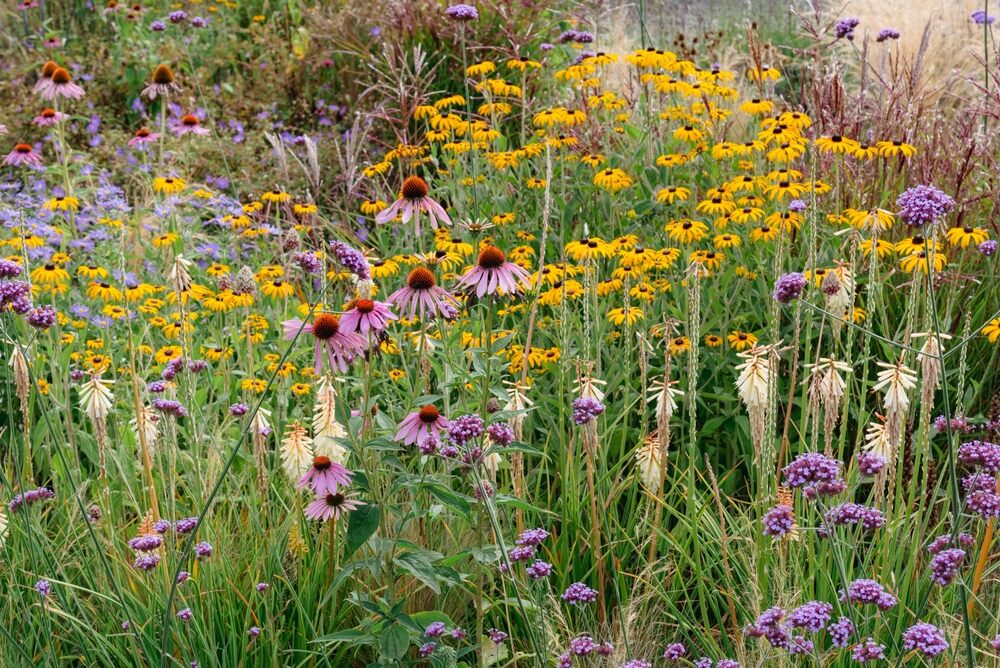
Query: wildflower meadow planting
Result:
<box><xmin>2</xmin><ymin>1</ymin><xmax>1000</xmax><ymax>666</ymax></box>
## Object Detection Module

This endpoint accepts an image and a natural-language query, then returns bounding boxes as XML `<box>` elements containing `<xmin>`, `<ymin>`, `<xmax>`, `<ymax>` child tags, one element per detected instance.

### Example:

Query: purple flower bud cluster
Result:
<box><xmin>927</xmin><ymin>532</ymin><xmax>974</xmax><ymax>555</ymax></box>
<box><xmin>934</xmin><ymin>414</ymin><xmax>973</xmax><ymax>433</ymax></box>
<box><xmin>7</xmin><ymin>486</ymin><xmax>54</xmax><ymax>513</ymax></box>
<box><xmin>902</xmin><ymin>622</ymin><xmax>949</xmax><ymax>658</ymax></box>
<box><xmin>147</xmin><ymin>381</ymin><xmax>167</xmax><ymax>393</ymax></box>
<box><xmin>419</xmin><ymin>642</ymin><xmax>436</xmax><ymax>657</ymax></box>
<box><xmin>162</xmin><ymin>356</ymin><xmax>186</xmax><ymax>380</ymax></box>
<box><xmin>35</xmin><ymin>579</ymin><xmax>51</xmax><ymax>598</ymax></box>
<box><xmin>446</xmin><ymin>414</ymin><xmax>484</xmax><ymax>445</ymax></box>
<box><xmin>293</xmin><ymin>251</ymin><xmax>322</xmax><ymax>274</ymax></box>
<box><xmin>781</xmin><ymin>452</ymin><xmax>842</xmax><ymax>489</ymax></box>
<box><xmin>424</xmin><ymin>621</ymin><xmax>447</xmax><ymax>638</ymax></box>
<box><xmin>971</xmin><ymin>10</ymin><xmax>996</xmax><ymax>25</ymax></box>
<box><xmin>128</xmin><ymin>534</ymin><xmax>163</xmax><ymax>552</ymax></box>
<box><xmin>194</xmin><ymin>541</ymin><xmax>213</xmax><ymax>559</ymax></box>
<box><xmin>175</xmin><ymin>517</ymin><xmax>198</xmax><ymax>534</ymax></box>
<box><xmin>840</xmin><ymin>579</ymin><xmax>897</xmax><ymax>609</ymax></box>
<box><xmin>622</xmin><ymin>661</ymin><xmax>652</xmax><ymax>668</ymax></box>
<box><xmin>229</xmin><ymin>403</ymin><xmax>249</xmax><ymax>416</ymax></box>
<box><xmin>787</xmin><ymin>601</ymin><xmax>832</xmax><ymax>633</ymax></box>
<box><xmin>958</xmin><ymin>440</ymin><xmax>1000</xmax><ymax>473</ymax></box>
<box><xmin>828</xmin><ymin>616</ymin><xmax>855</xmax><ymax>648</ymax></box>
<box><xmin>571</xmin><ymin>397</ymin><xmax>605</xmax><ymax>425</ymax></box>
<box><xmin>329</xmin><ymin>240</ymin><xmax>371</xmax><ymax>280</ymax></box>
<box><xmin>929</xmin><ymin>548</ymin><xmax>966</xmax><ymax>586</ymax></box>
<box><xmin>561</xmin><ymin>582</ymin><xmax>598</xmax><ymax>605</ymax></box>
<box><xmin>0</xmin><ymin>279</ymin><xmax>32</xmax><ymax>314</ymax></box>
<box><xmin>856</xmin><ymin>451</ymin><xmax>885</xmax><ymax>476</ymax></box>
<box><xmin>0</xmin><ymin>259</ymin><xmax>23</xmax><ymax>277</ymax></box>
<box><xmin>487</xmin><ymin>422</ymin><xmax>515</xmax><ymax>446</ymax></box>
<box><xmin>823</xmin><ymin>503</ymin><xmax>885</xmax><ymax>532</ymax></box>
<box><xmin>488</xmin><ymin>628</ymin><xmax>508</xmax><ymax>644</ymax></box>
<box><xmin>133</xmin><ymin>552</ymin><xmax>161</xmax><ymax>571</ymax></box>
<box><xmin>851</xmin><ymin>638</ymin><xmax>886</xmax><ymax>662</ymax></box>
<box><xmin>152</xmin><ymin>398</ymin><xmax>188</xmax><ymax>417</ymax></box>
<box><xmin>834</xmin><ymin>17</ymin><xmax>860</xmax><ymax>40</ymax></box>
<box><xmin>875</xmin><ymin>28</ymin><xmax>900</xmax><ymax>42</ymax></box>
<box><xmin>745</xmin><ymin>607</ymin><xmax>790</xmax><ymax>648</ymax></box>
<box><xmin>762</xmin><ymin>504</ymin><xmax>794</xmax><ymax>538</ymax></box>
<box><xmin>26</xmin><ymin>305</ymin><xmax>56</xmax><ymax>330</ymax></box>
<box><xmin>772</xmin><ymin>272</ymin><xmax>807</xmax><ymax>304</ymax></box>
<box><xmin>558</xmin><ymin>30</ymin><xmax>594</xmax><ymax>44</ymax></box>
<box><xmin>444</xmin><ymin>3</ymin><xmax>478</xmax><ymax>20</ymax></box>
<box><xmin>896</xmin><ymin>185</ymin><xmax>955</xmax><ymax>227</ymax></box>
<box><xmin>663</xmin><ymin>643</ymin><xmax>687</xmax><ymax>661</ymax></box>
<box><xmin>525</xmin><ymin>560</ymin><xmax>553</xmax><ymax>578</ymax></box>
<box><xmin>567</xmin><ymin>635</ymin><xmax>613</xmax><ymax>656</ymax></box>
<box><xmin>979</xmin><ymin>240</ymin><xmax>998</xmax><ymax>256</ymax></box>
<box><xmin>788</xmin><ymin>199</ymin><xmax>807</xmax><ymax>213</ymax></box>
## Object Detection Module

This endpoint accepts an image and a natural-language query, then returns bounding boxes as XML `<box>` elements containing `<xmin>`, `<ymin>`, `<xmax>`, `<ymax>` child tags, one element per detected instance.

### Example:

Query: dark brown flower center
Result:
<box><xmin>152</xmin><ymin>64</ymin><xmax>174</xmax><ymax>85</ymax></box>
<box><xmin>136</xmin><ymin>128</ymin><xmax>151</xmax><ymax>138</ymax></box>
<box><xmin>354</xmin><ymin>299</ymin><xmax>375</xmax><ymax>313</ymax></box>
<box><xmin>181</xmin><ymin>114</ymin><xmax>199</xmax><ymax>126</ymax></box>
<box><xmin>41</xmin><ymin>108</ymin><xmax>56</xmax><ymax>118</ymax></box>
<box><xmin>477</xmin><ymin>246</ymin><xmax>506</xmax><ymax>269</ymax></box>
<box><xmin>831</xmin><ymin>135</ymin><xmax>842</xmax><ymax>142</ymax></box>
<box><xmin>407</xmin><ymin>267</ymin><xmax>436</xmax><ymax>290</ymax></box>
<box><xmin>51</xmin><ymin>68</ymin><xmax>71</xmax><ymax>85</ymax></box>
<box><xmin>401</xmin><ymin>175</ymin><xmax>429</xmax><ymax>200</ymax></box>
<box><xmin>325</xmin><ymin>492</ymin><xmax>346</xmax><ymax>507</ymax></box>
<box><xmin>313</xmin><ymin>455</ymin><xmax>332</xmax><ymax>471</ymax></box>
<box><xmin>311</xmin><ymin>313</ymin><xmax>340</xmax><ymax>340</ymax></box>
<box><xmin>41</xmin><ymin>61</ymin><xmax>58</xmax><ymax>78</ymax></box>
<box><xmin>418</xmin><ymin>405</ymin><xmax>440</xmax><ymax>423</ymax></box>
<box><xmin>15</xmin><ymin>144</ymin><xmax>32</xmax><ymax>153</ymax></box>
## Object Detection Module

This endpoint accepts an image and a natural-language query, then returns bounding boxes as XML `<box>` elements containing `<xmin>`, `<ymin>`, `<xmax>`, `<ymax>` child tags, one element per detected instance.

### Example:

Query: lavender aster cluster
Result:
<box><xmin>834</xmin><ymin>17</ymin><xmax>860</xmax><ymax>40</ymax></box>
<box><xmin>571</xmin><ymin>397</ymin><xmax>605</xmax><ymax>425</ymax></box>
<box><xmin>772</xmin><ymin>272</ymin><xmax>807</xmax><ymax>304</ymax></box>
<box><xmin>896</xmin><ymin>185</ymin><xmax>955</xmax><ymax>227</ymax></box>
<box><xmin>902</xmin><ymin>622</ymin><xmax>949</xmax><ymax>658</ymax></box>
<box><xmin>561</xmin><ymin>582</ymin><xmax>598</xmax><ymax>605</ymax></box>
<box><xmin>329</xmin><ymin>240</ymin><xmax>371</xmax><ymax>280</ymax></box>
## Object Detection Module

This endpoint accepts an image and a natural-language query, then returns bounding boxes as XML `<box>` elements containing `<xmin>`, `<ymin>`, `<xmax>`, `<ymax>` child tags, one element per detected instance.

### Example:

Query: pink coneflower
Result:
<box><xmin>33</xmin><ymin>107</ymin><xmax>67</xmax><ymax>127</ymax></box>
<box><xmin>172</xmin><ymin>113</ymin><xmax>210</xmax><ymax>137</ymax></box>
<box><xmin>282</xmin><ymin>312</ymin><xmax>367</xmax><ymax>373</ymax></box>
<box><xmin>339</xmin><ymin>298</ymin><xmax>397</xmax><ymax>335</ymax></box>
<box><xmin>33</xmin><ymin>61</ymin><xmax>60</xmax><ymax>96</ymax></box>
<box><xmin>387</xmin><ymin>267</ymin><xmax>460</xmax><ymax>321</ymax></box>
<box><xmin>455</xmin><ymin>246</ymin><xmax>532</xmax><ymax>297</ymax></box>
<box><xmin>127</xmin><ymin>127</ymin><xmax>160</xmax><ymax>148</ymax></box>
<box><xmin>141</xmin><ymin>64</ymin><xmax>180</xmax><ymax>99</ymax></box>
<box><xmin>304</xmin><ymin>491</ymin><xmax>363</xmax><ymax>522</ymax></box>
<box><xmin>40</xmin><ymin>67</ymin><xmax>85</xmax><ymax>101</ymax></box>
<box><xmin>18</xmin><ymin>0</ymin><xmax>40</xmax><ymax>10</ymax></box>
<box><xmin>395</xmin><ymin>405</ymin><xmax>450</xmax><ymax>446</ymax></box>
<box><xmin>298</xmin><ymin>455</ymin><xmax>353</xmax><ymax>495</ymax></box>
<box><xmin>375</xmin><ymin>175</ymin><xmax>452</xmax><ymax>234</ymax></box>
<box><xmin>4</xmin><ymin>143</ymin><xmax>43</xmax><ymax>168</ymax></box>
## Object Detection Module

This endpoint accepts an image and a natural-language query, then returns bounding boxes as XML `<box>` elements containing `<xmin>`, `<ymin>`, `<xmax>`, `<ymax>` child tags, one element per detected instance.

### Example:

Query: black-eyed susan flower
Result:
<box><xmin>669</xmin><ymin>336</ymin><xmax>691</xmax><ymax>354</ymax></box>
<box><xmin>87</xmin><ymin>281</ymin><xmax>123</xmax><ymax>302</ymax></box>
<box><xmin>875</xmin><ymin>140</ymin><xmax>916</xmax><ymax>158</ymax></box>
<box><xmin>705</xmin><ymin>334</ymin><xmax>723</xmax><ymax>347</ymax></box>
<box><xmin>899</xmin><ymin>249</ymin><xmax>947</xmax><ymax>274</ymax></box>
<box><xmin>763</xmin><ymin>180</ymin><xmax>806</xmax><ymax>202</ymax></box>
<box><xmin>860</xmin><ymin>238</ymin><xmax>895</xmax><ymax>258</ymax></box>
<box><xmin>982</xmin><ymin>318</ymin><xmax>1000</xmax><ymax>343</ymax></box>
<box><xmin>566</xmin><ymin>237</ymin><xmax>614</xmax><ymax>262</ymax></box>
<box><xmin>814</xmin><ymin>135</ymin><xmax>859</xmax><ymax>154</ymax></box>
<box><xmin>260</xmin><ymin>279</ymin><xmax>295</xmax><ymax>299</ymax></box>
<box><xmin>152</xmin><ymin>176</ymin><xmax>186</xmax><ymax>195</ymax></box>
<box><xmin>739</xmin><ymin>98</ymin><xmax>774</xmax><ymax>115</ymax></box>
<box><xmin>895</xmin><ymin>235</ymin><xmax>936</xmax><ymax>256</ymax></box>
<box><xmin>946</xmin><ymin>226</ymin><xmax>989</xmax><ymax>248</ymax></box>
<box><xmin>155</xmin><ymin>345</ymin><xmax>183</xmax><ymax>365</ymax></box>
<box><xmin>696</xmin><ymin>195</ymin><xmax>735</xmax><ymax>216</ymax></box>
<box><xmin>750</xmin><ymin>225</ymin><xmax>781</xmax><ymax>242</ymax></box>
<box><xmin>607</xmin><ymin>306</ymin><xmax>644</xmax><ymax>326</ymax></box>
<box><xmin>845</xmin><ymin>208</ymin><xmax>895</xmax><ymax>232</ymax></box>
<box><xmin>728</xmin><ymin>330</ymin><xmax>758</xmax><ymax>351</ymax></box>
<box><xmin>31</xmin><ymin>263</ymin><xmax>69</xmax><ymax>285</ymax></box>
<box><xmin>42</xmin><ymin>195</ymin><xmax>80</xmax><ymax>212</ymax></box>
<box><xmin>593</xmin><ymin>168</ymin><xmax>633</xmax><ymax>193</ymax></box>
<box><xmin>665</xmin><ymin>219</ymin><xmax>708</xmax><ymax>244</ymax></box>
<box><xmin>657</xmin><ymin>186</ymin><xmax>691</xmax><ymax>204</ymax></box>
<box><xmin>713</xmin><ymin>233</ymin><xmax>741</xmax><ymax>249</ymax></box>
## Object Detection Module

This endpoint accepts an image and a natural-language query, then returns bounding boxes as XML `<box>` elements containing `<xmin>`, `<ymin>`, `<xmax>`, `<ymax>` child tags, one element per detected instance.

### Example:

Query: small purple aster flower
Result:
<box><xmin>561</xmin><ymin>582</ymin><xmax>598</xmax><ymax>605</ymax></box>
<box><xmin>979</xmin><ymin>240</ymin><xmax>998</xmax><ymax>256</ymax></box>
<box><xmin>902</xmin><ymin>622</ymin><xmax>949</xmax><ymax>658</ymax></box>
<box><xmin>896</xmin><ymin>185</ymin><xmax>955</xmax><ymax>227</ymax></box>
<box><xmin>35</xmin><ymin>579</ymin><xmax>51</xmax><ymax>597</ymax></box>
<box><xmin>424</xmin><ymin>622</ymin><xmax>446</xmax><ymax>638</ymax></box>
<box><xmin>176</xmin><ymin>607</ymin><xmax>193</xmax><ymax>622</ymax></box>
<box><xmin>663</xmin><ymin>643</ymin><xmax>686</xmax><ymax>661</ymax></box>
<box><xmin>419</xmin><ymin>642</ymin><xmax>436</xmax><ymax>657</ymax></box>
<box><xmin>773</xmin><ymin>272</ymin><xmax>807</xmax><ymax>304</ymax></box>
<box><xmin>526</xmin><ymin>560</ymin><xmax>553</xmax><ymax>578</ymax></box>
<box><xmin>445</xmin><ymin>3</ymin><xmax>478</xmax><ymax>21</ymax></box>
<box><xmin>194</xmin><ymin>541</ymin><xmax>213</xmax><ymax>559</ymax></box>
<box><xmin>971</xmin><ymin>10</ymin><xmax>996</xmax><ymax>25</ymax></box>
<box><xmin>834</xmin><ymin>17</ymin><xmax>860</xmax><ymax>40</ymax></box>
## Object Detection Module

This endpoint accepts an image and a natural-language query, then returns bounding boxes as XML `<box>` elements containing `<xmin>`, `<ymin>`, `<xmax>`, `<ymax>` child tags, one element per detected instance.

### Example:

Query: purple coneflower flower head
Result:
<box><xmin>172</xmin><ymin>113</ymin><xmax>210</xmax><ymax>137</ymax></box>
<box><xmin>375</xmin><ymin>175</ymin><xmax>451</xmax><ymax>234</ymax></box>
<box><xmin>834</xmin><ymin>17</ymin><xmax>860</xmax><ymax>40</ymax></box>
<box><xmin>979</xmin><ymin>240</ymin><xmax>998</xmax><ymax>256</ymax></box>
<box><xmin>304</xmin><ymin>491</ymin><xmax>362</xmax><ymax>522</ymax></box>
<box><xmin>298</xmin><ymin>456</ymin><xmax>353</xmax><ymax>496</ymax></box>
<box><xmin>446</xmin><ymin>414</ymin><xmax>485</xmax><ymax>445</ymax></box>
<box><xmin>282</xmin><ymin>313</ymin><xmax>366</xmax><ymax>374</ymax></box>
<box><xmin>572</xmin><ymin>397</ymin><xmax>605</xmax><ymax>425</ymax></box>
<box><xmin>773</xmin><ymin>272</ymin><xmax>807</xmax><ymax>303</ymax></box>
<box><xmin>33</xmin><ymin>107</ymin><xmax>67</xmax><ymax>126</ymax></box>
<box><xmin>663</xmin><ymin>643</ymin><xmax>686</xmax><ymax>660</ymax></box>
<box><xmin>339</xmin><ymin>298</ymin><xmax>397</xmax><ymax>335</ymax></box>
<box><xmin>561</xmin><ymin>582</ymin><xmax>598</xmax><ymax>605</ymax></box>
<box><xmin>445</xmin><ymin>3</ymin><xmax>478</xmax><ymax>20</ymax></box>
<box><xmin>455</xmin><ymin>245</ymin><xmax>532</xmax><ymax>298</ymax></box>
<box><xmin>902</xmin><ymin>622</ymin><xmax>948</xmax><ymax>658</ymax></box>
<box><xmin>896</xmin><ymin>184</ymin><xmax>955</xmax><ymax>227</ymax></box>
<box><xmin>763</xmin><ymin>505</ymin><xmax>794</xmax><ymax>537</ymax></box>
<box><xmin>40</xmin><ymin>67</ymin><xmax>85</xmax><ymax>100</ymax></box>
<box><xmin>142</xmin><ymin>64</ymin><xmax>181</xmax><ymax>99</ymax></box>
<box><xmin>876</xmin><ymin>28</ymin><xmax>900</xmax><ymax>42</ymax></box>
<box><xmin>851</xmin><ymin>638</ymin><xmax>885</xmax><ymax>662</ymax></box>
<box><xmin>4</xmin><ymin>143</ymin><xmax>43</xmax><ymax>168</ymax></box>
<box><xmin>395</xmin><ymin>405</ymin><xmax>450</xmax><ymax>446</ymax></box>
<box><xmin>387</xmin><ymin>266</ymin><xmax>460</xmax><ymax>321</ymax></box>
<box><xmin>128</xmin><ymin>127</ymin><xmax>160</xmax><ymax>148</ymax></box>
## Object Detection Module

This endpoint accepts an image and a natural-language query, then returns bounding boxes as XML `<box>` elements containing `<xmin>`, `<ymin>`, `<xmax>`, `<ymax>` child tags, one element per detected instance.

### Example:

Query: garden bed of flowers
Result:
<box><xmin>1</xmin><ymin>1</ymin><xmax>999</xmax><ymax>667</ymax></box>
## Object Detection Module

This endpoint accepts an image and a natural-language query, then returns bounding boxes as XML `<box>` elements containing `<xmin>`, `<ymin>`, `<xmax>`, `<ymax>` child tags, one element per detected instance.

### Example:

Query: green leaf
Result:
<box><xmin>313</xmin><ymin>629</ymin><xmax>374</xmax><ymax>646</ymax></box>
<box><xmin>395</xmin><ymin>550</ymin><xmax>441</xmax><ymax>594</ymax></box>
<box><xmin>344</xmin><ymin>504</ymin><xmax>380</xmax><ymax>560</ymax></box>
<box><xmin>379</xmin><ymin>622</ymin><xmax>409</xmax><ymax>660</ymax></box>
